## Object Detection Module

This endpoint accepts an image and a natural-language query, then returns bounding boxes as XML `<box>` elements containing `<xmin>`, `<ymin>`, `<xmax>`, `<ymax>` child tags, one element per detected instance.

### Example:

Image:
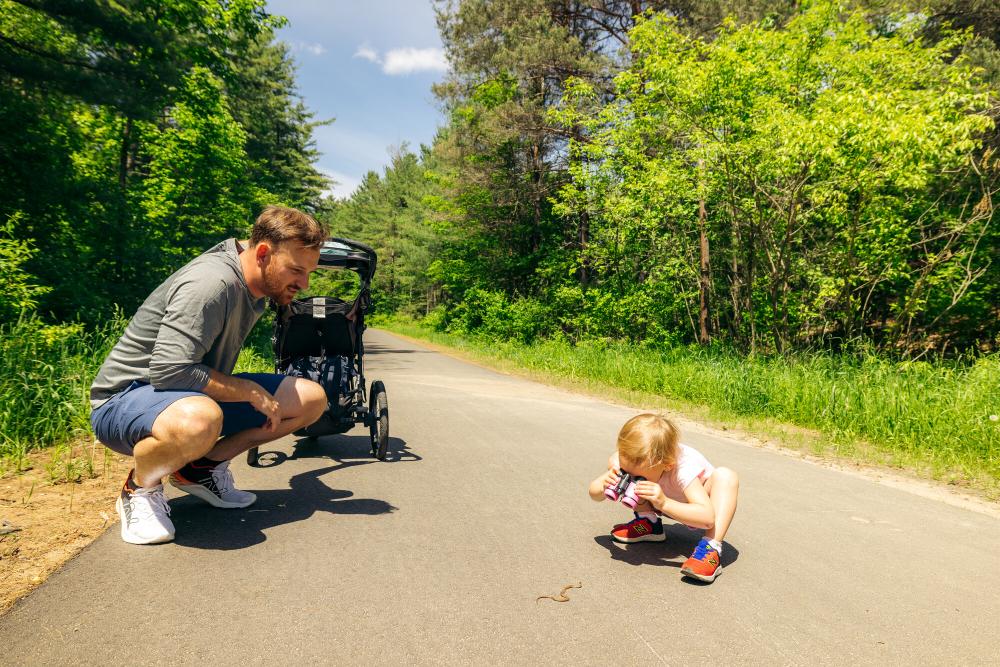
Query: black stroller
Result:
<box><xmin>246</xmin><ymin>238</ymin><xmax>389</xmax><ymax>465</ymax></box>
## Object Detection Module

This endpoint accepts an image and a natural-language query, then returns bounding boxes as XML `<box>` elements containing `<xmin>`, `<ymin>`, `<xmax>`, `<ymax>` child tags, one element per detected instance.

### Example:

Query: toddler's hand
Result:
<box><xmin>599</xmin><ymin>468</ymin><xmax>621</xmax><ymax>491</ymax></box>
<box><xmin>634</xmin><ymin>480</ymin><xmax>666</xmax><ymax>508</ymax></box>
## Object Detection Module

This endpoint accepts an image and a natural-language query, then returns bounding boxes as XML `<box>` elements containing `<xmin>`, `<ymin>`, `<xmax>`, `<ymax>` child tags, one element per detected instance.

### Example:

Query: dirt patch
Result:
<box><xmin>0</xmin><ymin>444</ymin><xmax>131</xmax><ymax>616</ymax></box>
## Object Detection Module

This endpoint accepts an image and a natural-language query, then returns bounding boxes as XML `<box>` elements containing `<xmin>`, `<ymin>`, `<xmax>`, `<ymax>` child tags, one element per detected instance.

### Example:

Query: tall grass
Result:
<box><xmin>380</xmin><ymin>318</ymin><xmax>1000</xmax><ymax>492</ymax></box>
<box><xmin>0</xmin><ymin>313</ymin><xmax>126</xmax><ymax>470</ymax></box>
<box><xmin>0</xmin><ymin>311</ymin><xmax>274</xmax><ymax>473</ymax></box>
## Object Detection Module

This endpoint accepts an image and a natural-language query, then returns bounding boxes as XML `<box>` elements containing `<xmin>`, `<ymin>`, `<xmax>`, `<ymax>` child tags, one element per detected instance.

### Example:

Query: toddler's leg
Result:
<box><xmin>679</xmin><ymin>467</ymin><xmax>738</xmax><ymax>582</ymax></box>
<box><xmin>703</xmin><ymin>467</ymin><xmax>739</xmax><ymax>543</ymax></box>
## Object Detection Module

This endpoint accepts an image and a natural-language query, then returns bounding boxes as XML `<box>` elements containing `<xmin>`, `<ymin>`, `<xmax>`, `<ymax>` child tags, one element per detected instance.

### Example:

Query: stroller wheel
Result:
<box><xmin>368</xmin><ymin>380</ymin><xmax>389</xmax><ymax>460</ymax></box>
<box><xmin>246</xmin><ymin>446</ymin><xmax>259</xmax><ymax>467</ymax></box>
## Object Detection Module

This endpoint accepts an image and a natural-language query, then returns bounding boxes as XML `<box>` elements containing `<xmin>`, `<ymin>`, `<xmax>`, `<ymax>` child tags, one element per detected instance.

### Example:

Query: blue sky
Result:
<box><xmin>266</xmin><ymin>1</ymin><xmax>447</xmax><ymax>199</ymax></box>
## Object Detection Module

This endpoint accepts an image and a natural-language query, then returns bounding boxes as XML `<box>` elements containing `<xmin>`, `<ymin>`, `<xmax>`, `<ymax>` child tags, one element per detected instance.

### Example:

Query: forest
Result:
<box><xmin>1</xmin><ymin>1</ymin><xmax>997</xmax><ymax>485</ymax></box>
<box><xmin>330</xmin><ymin>0</ymin><xmax>999</xmax><ymax>356</ymax></box>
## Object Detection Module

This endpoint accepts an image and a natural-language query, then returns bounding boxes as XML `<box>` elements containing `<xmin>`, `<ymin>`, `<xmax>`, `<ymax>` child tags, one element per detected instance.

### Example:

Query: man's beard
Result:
<box><xmin>262</xmin><ymin>268</ymin><xmax>297</xmax><ymax>305</ymax></box>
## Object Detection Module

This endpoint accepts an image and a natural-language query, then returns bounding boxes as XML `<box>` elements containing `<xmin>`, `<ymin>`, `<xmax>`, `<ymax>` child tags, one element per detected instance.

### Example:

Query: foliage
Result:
<box><xmin>0</xmin><ymin>1</ymin><xmax>331</xmax><ymax>459</ymax></box>
<box><xmin>0</xmin><ymin>214</ymin><xmax>49</xmax><ymax>321</ymax></box>
<box><xmin>0</xmin><ymin>314</ymin><xmax>125</xmax><ymax>468</ymax></box>
<box><xmin>0</xmin><ymin>0</ymin><xmax>328</xmax><ymax>323</ymax></box>
<box><xmin>328</xmin><ymin>1</ymin><xmax>1000</xmax><ymax>358</ymax></box>
<box><xmin>321</xmin><ymin>145</ymin><xmax>444</xmax><ymax>316</ymax></box>
<box><xmin>132</xmin><ymin>66</ymin><xmax>259</xmax><ymax>272</ymax></box>
<box><xmin>550</xmin><ymin>2</ymin><xmax>998</xmax><ymax>353</ymax></box>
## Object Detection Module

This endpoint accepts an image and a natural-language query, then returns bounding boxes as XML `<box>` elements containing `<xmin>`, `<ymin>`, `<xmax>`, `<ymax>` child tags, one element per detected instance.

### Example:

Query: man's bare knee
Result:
<box><xmin>156</xmin><ymin>397</ymin><xmax>223</xmax><ymax>454</ymax></box>
<box><xmin>301</xmin><ymin>380</ymin><xmax>327</xmax><ymax>422</ymax></box>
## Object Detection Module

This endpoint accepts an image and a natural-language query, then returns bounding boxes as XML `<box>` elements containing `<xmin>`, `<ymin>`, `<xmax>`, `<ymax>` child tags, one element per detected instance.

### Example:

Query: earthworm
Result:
<box><xmin>536</xmin><ymin>581</ymin><xmax>582</xmax><ymax>603</ymax></box>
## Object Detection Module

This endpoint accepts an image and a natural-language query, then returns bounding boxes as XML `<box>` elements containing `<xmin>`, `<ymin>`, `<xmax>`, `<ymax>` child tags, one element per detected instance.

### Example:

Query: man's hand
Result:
<box><xmin>634</xmin><ymin>480</ymin><xmax>666</xmax><ymax>511</ymax></box>
<box><xmin>249</xmin><ymin>387</ymin><xmax>282</xmax><ymax>432</ymax></box>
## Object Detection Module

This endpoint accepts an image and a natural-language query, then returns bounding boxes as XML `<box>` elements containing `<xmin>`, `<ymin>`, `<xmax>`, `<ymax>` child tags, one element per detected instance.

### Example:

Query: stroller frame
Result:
<box><xmin>246</xmin><ymin>237</ymin><xmax>389</xmax><ymax>465</ymax></box>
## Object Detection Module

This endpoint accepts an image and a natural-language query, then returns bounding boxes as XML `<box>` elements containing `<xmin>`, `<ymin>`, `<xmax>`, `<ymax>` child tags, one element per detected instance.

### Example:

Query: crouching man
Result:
<box><xmin>90</xmin><ymin>206</ymin><xmax>328</xmax><ymax>544</ymax></box>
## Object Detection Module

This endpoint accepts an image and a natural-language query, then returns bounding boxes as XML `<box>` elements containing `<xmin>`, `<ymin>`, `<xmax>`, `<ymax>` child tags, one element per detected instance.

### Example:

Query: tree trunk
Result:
<box><xmin>113</xmin><ymin>114</ymin><xmax>134</xmax><ymax>288</ymax></box>
<box><xmin>698</xmin><ymin>160</ymin><xmax>711</xmax><ymax>345</ymax></box>
<box><xmin>118</xmin><ymin>116</ymin><xmax>133</xmax><ymax>189</ymax></box>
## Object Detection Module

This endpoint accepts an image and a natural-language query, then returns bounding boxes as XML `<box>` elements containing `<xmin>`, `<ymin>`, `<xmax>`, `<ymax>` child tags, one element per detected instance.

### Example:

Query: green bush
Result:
<box><xmin>444</xmin><ymin>288</ymin><xmax>553</xmax><ymax>343</ymax></box>
<box><xmin>0</xmin><ymin>313</ymin><xmax>126</xmax><ymax>469</ymax></box>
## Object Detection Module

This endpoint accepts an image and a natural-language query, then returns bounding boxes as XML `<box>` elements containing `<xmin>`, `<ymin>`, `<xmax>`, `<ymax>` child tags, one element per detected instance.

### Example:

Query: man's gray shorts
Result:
<box><xmin>90</xmin><ymin>373</ymin><xmax>287</xmax><ymax>456</ymax></box>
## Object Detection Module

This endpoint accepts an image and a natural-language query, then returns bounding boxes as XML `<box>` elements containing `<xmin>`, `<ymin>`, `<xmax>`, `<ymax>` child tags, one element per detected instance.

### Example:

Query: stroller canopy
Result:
<box><xmin>318</xmin><ymin>238</ymin><xmax>377</xmax><ymax>283</ymax></box>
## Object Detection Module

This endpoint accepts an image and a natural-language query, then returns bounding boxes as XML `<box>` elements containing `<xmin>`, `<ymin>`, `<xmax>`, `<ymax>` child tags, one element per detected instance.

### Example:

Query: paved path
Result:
<box><xmin>2</xmin><ymin>329</ymin><xmax>1000</xmax><ymax>665</ymax></box>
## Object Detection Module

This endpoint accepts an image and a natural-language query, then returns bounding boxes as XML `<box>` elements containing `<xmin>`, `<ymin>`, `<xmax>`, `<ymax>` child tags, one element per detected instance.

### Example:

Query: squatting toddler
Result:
<box><xmin>588</xmin><ymin>413</ymin><xmax>739</xmax><ymax>582</ymax></box>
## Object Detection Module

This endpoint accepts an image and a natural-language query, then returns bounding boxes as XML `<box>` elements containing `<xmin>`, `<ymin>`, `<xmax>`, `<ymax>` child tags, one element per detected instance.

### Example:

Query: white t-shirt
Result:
<box><xmin>654</xmin><ymin>443</ymin><xmax>714</xmax><ymax>502</ymax></box>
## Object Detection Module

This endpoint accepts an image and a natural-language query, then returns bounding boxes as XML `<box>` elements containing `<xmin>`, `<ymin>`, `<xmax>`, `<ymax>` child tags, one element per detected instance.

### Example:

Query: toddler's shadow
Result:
<box><xmin>594</xmin><ymin>523</ymin><xmax>740</xmax><ymax>582</ymax></box>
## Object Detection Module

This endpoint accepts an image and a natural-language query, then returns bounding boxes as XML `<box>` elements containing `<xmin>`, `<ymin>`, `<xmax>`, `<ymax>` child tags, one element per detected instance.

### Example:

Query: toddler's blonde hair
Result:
<box><xmin>617</xmin><ymin>413</ymin><xmax>680</xmax><ymax>468</ymax></box>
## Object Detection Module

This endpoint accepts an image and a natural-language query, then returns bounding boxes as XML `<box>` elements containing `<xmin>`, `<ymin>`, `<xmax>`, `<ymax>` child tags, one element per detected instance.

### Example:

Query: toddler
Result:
<box><xmin>588</xmin><ymin>413</ymin><xmax>739</xmax><ymax>582</ymax></box>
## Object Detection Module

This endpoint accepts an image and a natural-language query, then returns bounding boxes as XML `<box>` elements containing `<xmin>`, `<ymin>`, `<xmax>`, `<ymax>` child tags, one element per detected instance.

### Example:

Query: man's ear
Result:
<box><xmin>255</xmin><ymin>242</ymin><xmax>271</xmax><ymax>264</ymax></box>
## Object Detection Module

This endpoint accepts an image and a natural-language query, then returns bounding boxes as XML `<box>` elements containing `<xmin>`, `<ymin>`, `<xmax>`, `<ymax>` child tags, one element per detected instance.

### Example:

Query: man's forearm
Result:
<box><xmin>200</xmin><ymin>368</ymin><xmax>271</xmax><ymax>404</ymax></box>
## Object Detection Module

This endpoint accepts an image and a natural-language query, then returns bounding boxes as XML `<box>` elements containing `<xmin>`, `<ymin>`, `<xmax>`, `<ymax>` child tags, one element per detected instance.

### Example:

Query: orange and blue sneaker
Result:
<box><xmin>611</xmin><ymin>516</ymin><xmax>665</xmax><ymax>543</ymax></box>
<box><xmin>681</xmin><ymin>537</ymin><xmax>723</xmax><ymax>582</ymax></box>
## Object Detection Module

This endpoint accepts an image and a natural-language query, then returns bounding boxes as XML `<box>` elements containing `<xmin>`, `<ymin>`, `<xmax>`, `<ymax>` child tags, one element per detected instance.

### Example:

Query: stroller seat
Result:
<box><xmin>276</xmin><ymin>296</ymin><xmax>359</xmax><ymax>366</ymax></box>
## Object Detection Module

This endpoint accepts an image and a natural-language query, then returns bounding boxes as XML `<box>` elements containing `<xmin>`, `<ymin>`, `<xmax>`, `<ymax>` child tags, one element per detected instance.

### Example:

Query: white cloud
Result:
<box><xmin>319</xmin><ymin>168</ymin><xmax>363</xmax><ymax>200</ymax></box>
<box><xmin>382</xmin><ymin>47</ymin><xmax>448</xmax><ymax>75</ymax></box>
<box><xmin>353</xmin><ymin>44</ymin><xmax>448</xmax><ymax>75</ymax></box>
<box><xmin>290</xmin><ymin>40</ymin><xmax>326</xmax><ymax>56</ymax></box>
<box><xmin>353</xmin><ymin>44</ymin><xmax>379</xmax><ymax>63</ymax></box>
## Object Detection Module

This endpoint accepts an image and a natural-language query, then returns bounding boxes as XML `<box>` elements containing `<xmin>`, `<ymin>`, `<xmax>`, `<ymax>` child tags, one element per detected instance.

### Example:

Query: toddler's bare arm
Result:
<box><xmin>587</xmin><ymin>452</ymin><xmax>621</xmax><ymax>501</ymax></box>
<box><xmin>635</xmin><ymin>478</ymin><xmax>715</xmax><ymax>529</ymax></box>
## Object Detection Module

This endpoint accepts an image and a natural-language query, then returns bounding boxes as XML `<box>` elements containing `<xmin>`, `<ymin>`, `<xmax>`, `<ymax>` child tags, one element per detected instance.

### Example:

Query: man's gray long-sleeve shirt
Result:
<box><xmin>90</xmin><ymin>238</ymin><xmax>266</xmax><ymax>408</ymax></box>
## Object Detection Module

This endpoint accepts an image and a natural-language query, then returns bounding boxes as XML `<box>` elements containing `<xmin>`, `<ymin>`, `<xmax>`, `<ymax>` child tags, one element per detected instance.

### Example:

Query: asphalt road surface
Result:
<box><xmin>2</xmin><ymin>329</ymin><xmax>999</xmax><ymax>666</ymax></box>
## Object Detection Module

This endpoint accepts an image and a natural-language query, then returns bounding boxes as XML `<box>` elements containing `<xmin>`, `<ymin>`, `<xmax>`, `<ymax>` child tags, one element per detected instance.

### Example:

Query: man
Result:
<box><xmin>90</xmin><ymin>206</ymin><xmax>328</xmax><ymax>544</ymax></box>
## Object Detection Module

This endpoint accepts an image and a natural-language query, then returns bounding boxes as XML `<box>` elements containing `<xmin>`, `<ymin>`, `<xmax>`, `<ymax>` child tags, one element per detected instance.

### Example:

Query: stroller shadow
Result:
<box><xmin>252</xmin><ymin>434</ymin><xmax>419</xmax><ymax>468</ymax></box>
<box><xmin>171</xmin><ymin>459</ymin><xmax>397</xmax><ymax>550</ymax></box>
<box><xmin>593</xmin><ymin>523</ymin><xmax>740</xmax><ymax>585</ymax></box>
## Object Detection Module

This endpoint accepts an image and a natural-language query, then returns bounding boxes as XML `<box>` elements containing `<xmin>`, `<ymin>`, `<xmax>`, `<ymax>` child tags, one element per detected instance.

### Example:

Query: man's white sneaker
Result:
<box><xmin>169</xmin><ymin>459</ymin><xmax>256</xmax><ymax>509</ymax></box>
<box><xmin>116</xmin><ymin>480</ymin><xmax>174</xmax><ymax>545</ymax></box>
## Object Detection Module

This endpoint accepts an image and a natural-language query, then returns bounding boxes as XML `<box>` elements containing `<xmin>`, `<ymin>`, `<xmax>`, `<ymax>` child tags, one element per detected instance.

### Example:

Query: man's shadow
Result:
<box><xmin>593</xmin><ymin>523</ymin><xmax>740</xmax><ymax>586</ymax></box>
<box><xmin>171</xmin><ymin>435</ymin><xmax>417</xmax><ymax>550</ymax></box>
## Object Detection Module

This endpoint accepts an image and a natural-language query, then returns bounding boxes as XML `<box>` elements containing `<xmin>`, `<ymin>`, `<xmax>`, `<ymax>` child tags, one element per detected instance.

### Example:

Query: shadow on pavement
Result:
<box><xmin>593</xmin><ymin>523</ymin><xmax>740</xmax><ymax>581</ymax></box>
<box><xmin>253</xmin><ymin>434</ymin><xmax>419</xmax><ymax>468</ymax></box>
<box><xmin>171</xmin><ymin>435</ymin><xmax>419</xmax><ymax>551</ymax></box>
<box><xmin>171</xmin><ymin>459</ymin><xmax>397</xmax><ymax>550</ymax></box>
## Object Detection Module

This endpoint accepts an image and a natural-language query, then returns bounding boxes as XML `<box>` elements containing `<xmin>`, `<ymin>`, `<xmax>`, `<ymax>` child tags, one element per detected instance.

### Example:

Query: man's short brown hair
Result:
<box><xmin>249</xmin><ymin>205</ymin><xmax>327</xmax><ymax>249</ymax></box>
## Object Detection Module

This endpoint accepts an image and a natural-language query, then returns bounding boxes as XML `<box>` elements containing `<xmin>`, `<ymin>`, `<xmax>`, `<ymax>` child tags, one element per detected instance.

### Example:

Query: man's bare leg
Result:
<box><xmin>205</xmin><ymin>377</ymin><xmax>326</xmax><ymax>462</ymax></box>
<box><xmin>113</xmin><ymin>396</ymin><xmax>222</xmax><ymax>544</ymax></box>
<box><xmin>132</xmin><ymin>396</ymin><xmax>223</xmax><ymax>488</ymax></box>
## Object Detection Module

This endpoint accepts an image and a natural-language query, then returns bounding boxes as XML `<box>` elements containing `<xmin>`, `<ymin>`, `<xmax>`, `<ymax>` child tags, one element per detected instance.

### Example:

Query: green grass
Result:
<box><xmin>0</xmin><ymin>311</ymin><xmax>275</xmax><ymax>476</ymax></box>
<box><xmin>0</xmin><ymin>313</ymin><xmax>126</xmax><ymax>472</ymax></box>
<box><xmin>378</xmin><ymin>316</ymin><xmax>1000</xmax><ymax>497</ymax></box>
